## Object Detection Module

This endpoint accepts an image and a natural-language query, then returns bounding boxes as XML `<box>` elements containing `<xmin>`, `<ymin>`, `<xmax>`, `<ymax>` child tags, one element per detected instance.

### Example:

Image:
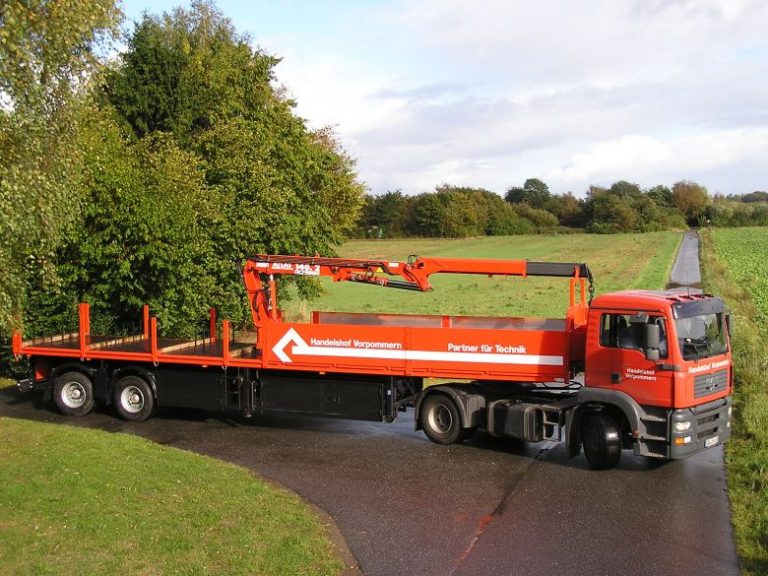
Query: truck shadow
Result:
<box><xmin>463</xmin><ymin>429</ymin><xmax>671</xmax><ymax>472</ymax></box>
<box><xmin>1</xmin><ymin>388</ymin><xmax>671</xmax><ymax>473</ymax></box>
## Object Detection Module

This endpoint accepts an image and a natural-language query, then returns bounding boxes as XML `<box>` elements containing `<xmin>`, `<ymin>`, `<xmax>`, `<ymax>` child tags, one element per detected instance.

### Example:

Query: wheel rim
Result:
<box><xmin>428</xmin><ymin>404</ymin><xmax>453</xmax><ymax>433</ymax></box>
<box><xmin>121</xmin><ymin>385</ymin><xmax>145</xmax><ymax>413</ymax></box>
<box><xmin>61</xmin><ymin>381</ymin><xmax>87</xmax><ymax>409</ymax></box>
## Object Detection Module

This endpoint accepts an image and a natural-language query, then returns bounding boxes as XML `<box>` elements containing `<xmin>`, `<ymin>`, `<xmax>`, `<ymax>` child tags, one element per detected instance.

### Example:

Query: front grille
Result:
<box><xmin>693</xmin><ymin>397</ymin><xmax>728</xmax><ymax>439</ymax></box>
<box><xmin>694</xmin><ymin>369</ymin><xmax>727</xmax><ymax>399</ymax></box>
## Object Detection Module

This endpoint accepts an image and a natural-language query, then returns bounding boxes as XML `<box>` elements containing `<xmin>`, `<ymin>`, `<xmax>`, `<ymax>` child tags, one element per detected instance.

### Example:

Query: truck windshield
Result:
<box><xmin>675</xmin><ymin>313</ymin><xmax>728</xmax><ymax>360</ymax></box>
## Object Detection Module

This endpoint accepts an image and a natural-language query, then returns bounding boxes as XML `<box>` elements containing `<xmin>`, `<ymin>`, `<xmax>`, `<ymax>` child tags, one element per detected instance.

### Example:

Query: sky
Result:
<box><xmin>120</xmin><ymin>0</ymin><xmax>768</xmax><ymax>197</ymax></box>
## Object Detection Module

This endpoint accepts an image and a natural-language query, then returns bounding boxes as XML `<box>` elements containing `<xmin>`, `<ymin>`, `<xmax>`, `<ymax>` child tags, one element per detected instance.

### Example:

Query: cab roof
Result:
<box><xmin>590</xmin><ymin>288</ymin><xmax>713</xmax><ymax>312</ymax></box>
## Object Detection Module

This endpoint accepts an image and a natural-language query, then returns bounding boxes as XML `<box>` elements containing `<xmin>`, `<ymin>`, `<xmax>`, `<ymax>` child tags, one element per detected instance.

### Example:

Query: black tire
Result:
<box><xmin>113</xmin><ymin>375</ymin><xmax>154</xmax><ymax>422</ymax></box>
<box><xmin>53</xmin><ymin>371</ymin><xmax>95</xmax><ymax>417</ymax></box>
<box><xmin>581</xmin><ymin>410</ymin><xmax>622</xmax><ymax>470</ymax></box>
<box><xmin>421</xmin><ymin>394</ymin><xmax>466</xmax><ymax>445</ymax></box>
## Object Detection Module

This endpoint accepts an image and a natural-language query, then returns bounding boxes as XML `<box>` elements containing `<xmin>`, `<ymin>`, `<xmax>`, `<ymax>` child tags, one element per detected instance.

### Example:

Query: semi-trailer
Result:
<box><xmin>13</xmin><ymin>254</ymin><xmax>732</xmax><ymax>469</ymax></box>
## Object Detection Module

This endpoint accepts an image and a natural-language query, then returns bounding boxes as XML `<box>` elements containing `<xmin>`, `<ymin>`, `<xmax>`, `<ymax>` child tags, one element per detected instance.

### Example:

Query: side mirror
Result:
<box><xmin>644</xmin><ymin>323</ymin><xmax>660</xmax><ymax>349</ymax></box>
<box><xmin>644</xmin><ymin>324</ymin><xmax>660</xmax><ymax>361</ymax></box>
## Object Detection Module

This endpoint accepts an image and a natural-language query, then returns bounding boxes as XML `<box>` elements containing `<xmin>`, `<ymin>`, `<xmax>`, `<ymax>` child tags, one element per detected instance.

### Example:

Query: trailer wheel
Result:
<box><xmin>421</xmin><ymin>394</ymin><xmax>466</xmax><ymax>445</ymax></box>
<box><xmin>113</xmin><ymin>376</ymin><xmax>154</xmax><ymax>422</ymax></box>
<box><xmin>53</xmin><ymin>371</ymin><xmax>95</xmax><ymax>417</ymax></box>
<box><xmin>582</xmin><ymin>411</ymin><xmax>622</xmax><ymax>470</ymax></box>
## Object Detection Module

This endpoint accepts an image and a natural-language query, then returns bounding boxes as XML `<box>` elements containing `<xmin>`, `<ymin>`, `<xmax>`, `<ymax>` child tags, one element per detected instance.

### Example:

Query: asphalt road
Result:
<box><xmin>0</xmin><ymin>392</ymin><xmax>739</xmax><ymax>576</ymax></box>
<box><xmin>1</xmin><ymin>231</ymin><xmax>740</xmax><ymax>576</ymax></box>
<box><xmin>669</xmin><ymin>231</ymin><xmax>702</xmax><ymax>287</ymax></box>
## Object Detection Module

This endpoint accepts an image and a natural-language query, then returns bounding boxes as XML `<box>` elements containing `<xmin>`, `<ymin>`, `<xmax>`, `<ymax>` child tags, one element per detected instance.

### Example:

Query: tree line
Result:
<box><xmin>356</xmin><ymin>179</ymin><xmax>768</xmax><ymax>238</ymax></box>
<box><xmin>1</xmin><ymin>0</ymin><xmax>364</xmax><ymax>336</ymax></box>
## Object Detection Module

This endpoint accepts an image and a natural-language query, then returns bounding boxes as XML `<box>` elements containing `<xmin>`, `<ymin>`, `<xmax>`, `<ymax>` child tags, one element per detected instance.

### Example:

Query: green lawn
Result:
<box><xmin>702</xmin><ymin>228</ymin><xmax>768</xmax><ymax>576</ymax></box>
<box><xmin>0</xmin><ymin>417</ymin><xmax>342</xmax><ymax>576</ymax></box>
<box><xmin>285</xmin><ymin>232</ymin><xmax>681</xmax><ymax>320</ymax></box>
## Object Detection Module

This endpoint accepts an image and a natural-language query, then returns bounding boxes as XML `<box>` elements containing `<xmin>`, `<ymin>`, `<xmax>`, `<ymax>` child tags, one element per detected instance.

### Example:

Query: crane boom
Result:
<box><xmin>242</xmin><ymin>254</ymin><xmax>594</xmax><ymax>323</ymax></box>
<box><xmin>244</xmin><ymin>254</ymin><xmax>592</xmax><ymax>291</ymax></box>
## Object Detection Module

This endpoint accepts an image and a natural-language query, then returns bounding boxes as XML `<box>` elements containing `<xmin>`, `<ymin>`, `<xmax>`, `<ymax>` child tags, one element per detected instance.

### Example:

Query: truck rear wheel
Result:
<box><xmin>421</xmin><ymin>394</ymin><xmax>467</xmax><ymax>445</ymax></box>
<box><xmin>113</xmin><ymin>376</ymin><xmax>154</xmax><ymax>422</ymax></box>
<box><xmin>53</xmin><ymin>371</ymin><xmax>95</xmax><ymax>417</ymax></box>
<box><xmin>582</xmin><ymin>411</ymin><xmax>622</xmax><ymax>470</ymax></box>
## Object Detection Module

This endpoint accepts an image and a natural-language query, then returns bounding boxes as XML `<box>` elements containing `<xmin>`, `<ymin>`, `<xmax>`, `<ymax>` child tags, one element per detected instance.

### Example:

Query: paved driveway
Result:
<box><xmin>0</xmin><ymin>391</ymin><xmax>739</xmax><ymax>576</ymax></box>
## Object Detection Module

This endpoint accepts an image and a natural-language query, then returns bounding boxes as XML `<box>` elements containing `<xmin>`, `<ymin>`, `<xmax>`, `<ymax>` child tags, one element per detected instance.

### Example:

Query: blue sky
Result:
<box><xmin>119</xmin><ymin>0</ymin><xmax>768</xmax><ymax>197</ymax></box>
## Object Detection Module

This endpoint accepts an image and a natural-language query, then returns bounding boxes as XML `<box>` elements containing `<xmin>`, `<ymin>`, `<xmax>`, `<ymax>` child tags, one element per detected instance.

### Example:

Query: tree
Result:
<box><xmin>107</xmin><ymin>0</ymin><xmax>276</xmax><ymax>141</ymax></box>
<box><xmin>513</xmin><ymin>203</ymin><xmax>558</xmax><ymax>228</ymax></box>
<box><xmin>630</xmin><ymin>195</ymin><xmax>665</xmax><ymax>232</ymax></box>
<box><xmin>504</xmin><ymin>185</ymin><xmax>526</xmax><ymax>204</ymax></box>
<box><xmin>486</xmin><ymin>203</ymin><xmax>534</xmax><ymax>235</ymax></box>
<box><xmin>546</xmin><ymin>192</ymin><xmax>583</xmax><ymax>227</ymax></box>
<box><xmin>103</xmin><ymin>1</ymin><xmax>364</xmax><ymax>320</ymax></box>
<box><xmin>34</xmin><ymin>111</ymin><xmax>217</xmax><ymax>337</ymax></box>
<box><xmin>505</xmin><ymin>177</ymin><xmax>551</xmax><ymax>209</ymax></box>
<box><xmin>0</xmin><ymin>0</ymin><xmax>121</xmax><ymax>330</ymax></box>
<box><xmin>672</xmin><ymin>180</ymin><xmax>710</xmax><ymax>225</ymax></box>
<box><xmin>411</xmin><ymin>193</ymin><xmax>445</xmax><ymax>237</ymax></box>
<box><xmin>583</xmin><ymin>188</ymin><xmax>637</xmax><ymax>233</ymax></box>
<box><xmin>608</xmin><ymin>180</ymin><xmax>642</xmax><ymax>200</ymax></box>
<box><xmin>646</xmin><ymin>185</ymin><xmax>674</xmax><ymax>208</ymax></box>
<box><xmin>741</xmin><ymin>191</ymin><xmax>768</xmax><ymax>203</ymax></box>
<box><xmin>362</xmin><ymin>191</ymin><xmax>413</xmax><ymax>237</ymax></box>
<box><xmin>439</xmin><ymin>190</ymin><xmax>480</xmax><ymax>237</ymax></box>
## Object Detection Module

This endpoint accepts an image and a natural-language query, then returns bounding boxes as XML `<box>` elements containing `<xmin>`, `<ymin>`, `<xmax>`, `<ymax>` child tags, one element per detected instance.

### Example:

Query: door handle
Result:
<box><xmin>611</xmin><ymin>372</ymin><xmax>621</xmax><ymax>384</ymax></box>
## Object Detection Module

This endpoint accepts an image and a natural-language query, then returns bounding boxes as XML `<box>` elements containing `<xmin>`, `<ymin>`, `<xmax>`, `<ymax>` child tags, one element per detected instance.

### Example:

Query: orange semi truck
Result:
<box><xmin>13</xmin><ymin>254</ymin><xmax>732</xmax><ymax>469</ymax></box>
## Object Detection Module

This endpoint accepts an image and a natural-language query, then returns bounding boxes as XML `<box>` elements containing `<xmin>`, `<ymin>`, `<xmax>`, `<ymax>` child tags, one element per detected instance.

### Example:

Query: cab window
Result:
<box><xmin>600</xmin><ymin>313</ymin><xmax>668</xmax><ymax>358</ymax></box>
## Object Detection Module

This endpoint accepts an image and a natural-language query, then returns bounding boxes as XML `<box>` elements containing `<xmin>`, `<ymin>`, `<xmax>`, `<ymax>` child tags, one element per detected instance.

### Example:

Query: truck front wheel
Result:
<box><xmin>421</xmin><ymin>394</ymin><xmax>467</xmax><ymax>445</ymax></box>
<box><xmin>113</xmin><ymin>376</ymin><xmax>155</xmax><ymax>422</ymax></box>
<box><xmin>582</xmin><ymin>411</ymin><xmax>622</xmax><ymax>470</ymax></box>
<box><xmin>53</xmin><ymin>371</ymin><xmax>95</xmax><ymax>417</ymax></box>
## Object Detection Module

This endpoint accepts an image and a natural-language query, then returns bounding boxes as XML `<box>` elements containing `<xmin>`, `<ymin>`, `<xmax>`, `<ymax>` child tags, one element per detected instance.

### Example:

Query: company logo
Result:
<box><xmin>269</xmin><ymin>263</ymin><xmax>321</xmax><ymax>276</ymax></box>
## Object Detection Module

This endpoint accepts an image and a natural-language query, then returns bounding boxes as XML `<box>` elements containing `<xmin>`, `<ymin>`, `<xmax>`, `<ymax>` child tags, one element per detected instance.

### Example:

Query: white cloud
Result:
<box><xmin>548</xmin><ymin>128</ymin><xmax>768</xmax><ymax>187</ymax></box>
<box><xmin>250</xmin><ymin>0</ymin><xmax>768</xmax><ymax>195</ymax></box>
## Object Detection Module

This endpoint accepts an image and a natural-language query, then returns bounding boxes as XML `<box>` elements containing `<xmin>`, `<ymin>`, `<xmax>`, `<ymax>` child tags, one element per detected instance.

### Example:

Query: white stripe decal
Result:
<box><xmin>272</xmin><ymin>328</ymin><xmax>562</xmax><ymax>366</ymax></box>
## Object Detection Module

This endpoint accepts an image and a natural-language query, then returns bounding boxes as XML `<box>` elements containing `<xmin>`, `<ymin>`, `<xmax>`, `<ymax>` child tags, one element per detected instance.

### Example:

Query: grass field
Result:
<box><xmin>0</xmin><ymin>417</ymin><xmax>342</xmax><ymax>576</ymax></box>
<box><xmin>284</xmin><ymin>232</ymin><xmax>681</xmax><ymax>320</ymax></box>
<box><xmin>702</xmin><ymin>228</ymin><xmax>768</xmax><ymax>576</ymax></box>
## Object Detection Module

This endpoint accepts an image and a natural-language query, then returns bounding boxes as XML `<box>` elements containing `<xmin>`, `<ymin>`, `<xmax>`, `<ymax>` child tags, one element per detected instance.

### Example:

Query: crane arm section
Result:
<box><xmin>242</xmin><ymin>256</ymin><xmax>593</xmax><ymax>325</ymax></box>
<box><xmin>244</xmin><ymin>254</ymin><xmax>591</xmax><ymax>293</ymax></box>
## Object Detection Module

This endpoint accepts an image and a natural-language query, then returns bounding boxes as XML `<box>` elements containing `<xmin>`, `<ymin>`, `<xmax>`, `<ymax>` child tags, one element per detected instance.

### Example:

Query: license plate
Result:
<box><xmin>705</xmin><ymin>436</ymin><xmax>719</xmax><ymax>448</ymax></box>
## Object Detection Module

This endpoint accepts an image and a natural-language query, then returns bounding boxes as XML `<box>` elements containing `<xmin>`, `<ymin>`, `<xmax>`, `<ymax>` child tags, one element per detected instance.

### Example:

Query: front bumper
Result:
<box><xmin>669</xmin><ymin>395</ymin><xmax>732</xmax><ymax>459</ymax></box>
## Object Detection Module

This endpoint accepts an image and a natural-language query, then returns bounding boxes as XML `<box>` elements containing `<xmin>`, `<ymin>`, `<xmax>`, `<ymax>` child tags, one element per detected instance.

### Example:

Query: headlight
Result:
<box><xmin>674</xmin><ymin>421</ymin><xmax>692</xmax><ymax>432</ymax></box>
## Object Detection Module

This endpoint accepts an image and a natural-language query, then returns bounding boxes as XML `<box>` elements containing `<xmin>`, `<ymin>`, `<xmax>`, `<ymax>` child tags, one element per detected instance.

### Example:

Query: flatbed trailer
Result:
<box><xmin>14</xmin><ymin>254</ymin><xmax>733</xmax><ymax>469</ymax></box>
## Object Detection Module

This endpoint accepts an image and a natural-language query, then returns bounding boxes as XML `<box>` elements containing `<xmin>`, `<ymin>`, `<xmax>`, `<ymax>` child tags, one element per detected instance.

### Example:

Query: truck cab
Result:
<box><xmin>580</xmin><ymin>290</ymin><xmax>732</xmax><ymax>462</ymax></box>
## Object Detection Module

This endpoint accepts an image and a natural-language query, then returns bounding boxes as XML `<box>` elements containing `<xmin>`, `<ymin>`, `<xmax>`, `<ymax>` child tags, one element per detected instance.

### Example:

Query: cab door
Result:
<box><xmin>602</xmin><ymin>312</ymin><xmax>673</xmax><ymax>408</ymax></box>
<box><xmin>584</xmin><ymin>310</ymin><xmax>617</xmax><ymax>389</ymax></box>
